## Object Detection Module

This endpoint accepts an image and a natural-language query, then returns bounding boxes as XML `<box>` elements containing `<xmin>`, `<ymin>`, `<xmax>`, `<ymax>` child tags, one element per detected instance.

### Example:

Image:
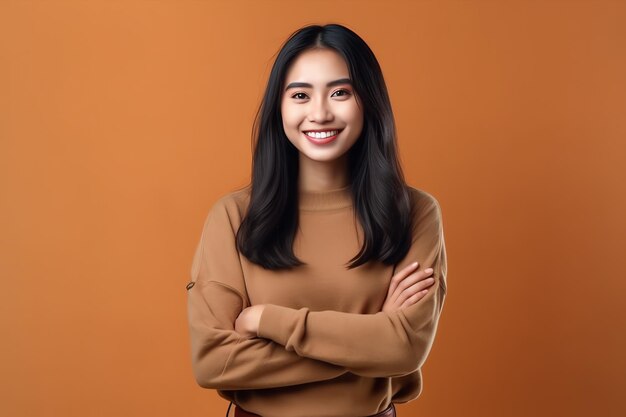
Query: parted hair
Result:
<box><xmin>235</xmin><ymin>23</ymin><xmax>417</xmax><ymax>270</ymax></box>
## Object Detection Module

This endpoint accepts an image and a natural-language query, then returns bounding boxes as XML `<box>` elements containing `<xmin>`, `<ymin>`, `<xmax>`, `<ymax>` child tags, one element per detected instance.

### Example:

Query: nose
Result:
<box><xmin>307</xmin><ymin>96</ymin><xmax>333</xmax><ymax>123</ymax></box>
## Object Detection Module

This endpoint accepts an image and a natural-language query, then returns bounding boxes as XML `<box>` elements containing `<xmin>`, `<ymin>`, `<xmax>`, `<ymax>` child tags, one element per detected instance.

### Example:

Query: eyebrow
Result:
<box><xmin>284</xmin><ymin>78</ymin><xmax>352</xmax><ymax>91</ymax></box>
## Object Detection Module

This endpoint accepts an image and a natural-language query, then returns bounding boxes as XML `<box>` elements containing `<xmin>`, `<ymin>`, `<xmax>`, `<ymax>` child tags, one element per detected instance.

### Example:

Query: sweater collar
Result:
<box><xmin>298</xmin><ymin>185</ymin><xmax>353</xmax><ymax>211</ymax></box>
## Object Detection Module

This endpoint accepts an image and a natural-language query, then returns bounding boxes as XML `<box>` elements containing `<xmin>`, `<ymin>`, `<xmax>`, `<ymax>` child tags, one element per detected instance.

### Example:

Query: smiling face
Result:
<box><xmin>280</xmin><ymin>48</ymin><xmax>364</xmax><ymax>187</ymax></box>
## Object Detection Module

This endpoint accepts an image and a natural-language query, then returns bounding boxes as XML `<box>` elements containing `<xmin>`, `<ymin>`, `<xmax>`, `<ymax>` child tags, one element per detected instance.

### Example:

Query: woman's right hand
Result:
<box><xmin>381</xmin><ymin>262</ymin><xmax>435</xmax><ymax>313</ymax></box>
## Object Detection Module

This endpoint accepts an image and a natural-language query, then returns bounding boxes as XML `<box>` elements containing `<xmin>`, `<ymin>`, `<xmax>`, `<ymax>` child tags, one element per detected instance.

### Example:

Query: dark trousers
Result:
<box><xmin>232</xmin><ymin>402</ymin><xmax>396</xmax><ymax>417</ymax></box>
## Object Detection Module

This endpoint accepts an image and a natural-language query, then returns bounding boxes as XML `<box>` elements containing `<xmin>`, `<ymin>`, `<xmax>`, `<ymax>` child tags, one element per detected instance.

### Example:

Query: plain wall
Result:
<box><xmin>1</xmin><ymin>1</ymin><xmax>624</xmax><ymax>416</ymax></box>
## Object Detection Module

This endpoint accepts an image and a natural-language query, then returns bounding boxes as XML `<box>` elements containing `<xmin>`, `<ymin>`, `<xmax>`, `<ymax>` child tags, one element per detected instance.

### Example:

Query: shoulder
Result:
<box><xmin>213</xmin><ymin>184</ymin><xmax>252</xmax><ymax>213</ymax></box>
<box><xmin>203</xmin><ymin>185</ymin><xmax>252</xmax><ymax>229</ymax></box>
<box><xmin>405</xmin><ymin>185</ymin><xmax>444</xmax><ymax>241</ymax></box>
<box><xmin>406</xmin><ymin>185</ymin><xmax>442</xmax><ymax>219</ymax></box>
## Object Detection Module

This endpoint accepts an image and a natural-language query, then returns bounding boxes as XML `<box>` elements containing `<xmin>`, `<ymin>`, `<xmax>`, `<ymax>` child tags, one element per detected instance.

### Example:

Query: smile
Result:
<box><xmin>302</xmin><ymin>129</ymin><xmax>342</xmax><ymax>145</ymax></box>
<box><xmin>303</xmin><ymin>130</ymin><xmax>340</xmax><ymax>139</ymax></box>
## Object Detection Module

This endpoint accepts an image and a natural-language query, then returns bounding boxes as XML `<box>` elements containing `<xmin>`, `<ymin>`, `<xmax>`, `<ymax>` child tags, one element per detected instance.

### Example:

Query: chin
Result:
<box><xmin>301</xmin><ymin>148</ymin><xmax>350</xmax><ymax>162</ymax></box>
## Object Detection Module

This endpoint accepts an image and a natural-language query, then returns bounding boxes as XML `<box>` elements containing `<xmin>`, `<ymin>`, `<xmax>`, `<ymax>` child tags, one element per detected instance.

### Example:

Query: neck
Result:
<box><xmin>298</xmin><ymin>153</ymin><xmax>350</xmax><ymax>192</ymax></box>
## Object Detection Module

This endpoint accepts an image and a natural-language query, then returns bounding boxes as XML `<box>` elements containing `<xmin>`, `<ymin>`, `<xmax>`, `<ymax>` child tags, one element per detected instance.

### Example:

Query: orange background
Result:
<box><xmin>1</xmin><ymin>1</ymin><xmax>625</xmax><ymax>416</ymax></box>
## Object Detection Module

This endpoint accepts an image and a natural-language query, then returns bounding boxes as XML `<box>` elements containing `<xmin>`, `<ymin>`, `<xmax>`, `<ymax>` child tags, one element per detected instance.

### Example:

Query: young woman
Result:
<box><xmin>186</xmin><ymin>23</ymin><xmax>448</xmax><ymax>417</ymax></box>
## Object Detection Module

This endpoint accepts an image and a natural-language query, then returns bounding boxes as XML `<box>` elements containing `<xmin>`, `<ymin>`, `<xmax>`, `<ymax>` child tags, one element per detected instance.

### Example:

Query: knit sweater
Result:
<box><xmin>186</xmin><ymin>184</ymin><xmax>447</xmax><ymax>417</ymax></box>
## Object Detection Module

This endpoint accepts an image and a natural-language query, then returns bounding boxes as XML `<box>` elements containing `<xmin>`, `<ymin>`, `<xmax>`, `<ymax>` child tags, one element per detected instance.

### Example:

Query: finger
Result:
<box><xmin>389</xmin><ymin>273</ymin><xmax>420</xmax><ymax>306</ymax></box>
<box><xmin>393</xmin><ymin>268</ymin><xmax>434</xmax><ymax>297</ymax></box>
<box><xmin>387</xmin><ymin>262</ymin><xmax>419</xmax><ymax>298</ymax></box>
<box><xmin>400</xmin><ymin>289</ymin><xmax>429</xmax><ymax>309</ymax></box>
<box><xmin>388</xmin><ymin>262</ymin><xmax>418</xmax><ymax>296</ymax></box>
<box><xmin>396</xmin><ymin>277</ymin><xmax>435</xmax><ymax>306</ymax></box>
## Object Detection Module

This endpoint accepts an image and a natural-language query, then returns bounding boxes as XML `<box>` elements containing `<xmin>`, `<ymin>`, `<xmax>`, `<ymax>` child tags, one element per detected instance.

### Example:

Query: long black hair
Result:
<box><xmin>235</xmin><ymin>23</ymin><xmax>416</xmax><ymax>270</ymax></box>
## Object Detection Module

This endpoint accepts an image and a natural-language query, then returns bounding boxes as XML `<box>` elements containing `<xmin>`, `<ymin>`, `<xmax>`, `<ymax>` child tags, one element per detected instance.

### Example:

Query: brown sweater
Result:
<box><xmin>186</xmin><ymin>184</ymin><xmax>447</xmax><ymax>417</ymax></box>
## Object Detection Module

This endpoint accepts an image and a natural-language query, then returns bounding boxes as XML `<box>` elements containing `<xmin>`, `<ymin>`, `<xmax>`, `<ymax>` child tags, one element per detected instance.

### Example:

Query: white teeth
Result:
<box><xmin>305</xmin><ymin>130</ymin><xmax>339</xmax><ymax>139</ymax></box>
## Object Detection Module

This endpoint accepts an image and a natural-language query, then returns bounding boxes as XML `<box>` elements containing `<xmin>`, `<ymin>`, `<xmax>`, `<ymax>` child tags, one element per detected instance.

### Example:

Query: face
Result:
<box><xmin>281</xmin><ymin>48</ymin><xmax>364</xmax><ymax>166</ymax></box>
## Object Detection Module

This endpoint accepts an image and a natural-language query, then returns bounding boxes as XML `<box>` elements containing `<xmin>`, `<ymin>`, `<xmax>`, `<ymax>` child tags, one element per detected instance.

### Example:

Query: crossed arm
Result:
<box><xmin>186</xmin><ymin>192</ymin><xmax>447</xmax><ymax>389</ymax></box>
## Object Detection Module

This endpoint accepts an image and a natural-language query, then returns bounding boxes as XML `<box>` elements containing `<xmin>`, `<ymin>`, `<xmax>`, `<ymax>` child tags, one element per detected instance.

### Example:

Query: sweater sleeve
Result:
<box><xmin>257</xmin><ymin>193</ymin><xmax>448</xmax><ymax>378</ymax></box>
<box><xmin>186</xmin><ymin>198</ymin><xmax>347</xmax><ymax>390</ymax></box>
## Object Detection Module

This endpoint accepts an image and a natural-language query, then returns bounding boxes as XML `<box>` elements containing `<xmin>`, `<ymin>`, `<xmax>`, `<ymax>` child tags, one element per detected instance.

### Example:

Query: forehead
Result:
<box><xmin>284</xmin><ymin>48</ymin><xmax>349</xmax><ymax>83</ymax></box>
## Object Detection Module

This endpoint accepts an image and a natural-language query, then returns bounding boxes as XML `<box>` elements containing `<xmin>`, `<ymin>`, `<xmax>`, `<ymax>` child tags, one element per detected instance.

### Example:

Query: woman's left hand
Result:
<box><xmin>234</xmin><ymin>304</ymin><xmax>266</xmax><ymax>338</ymax></box>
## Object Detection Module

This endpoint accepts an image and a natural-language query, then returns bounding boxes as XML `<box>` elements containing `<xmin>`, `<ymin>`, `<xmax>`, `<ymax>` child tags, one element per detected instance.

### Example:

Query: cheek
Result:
<box><xmin>340</xmin><ymin>101</ymin><xmax>363</xmax><ymax>124</ymax></box>
<box><xmin>340</xmin><ymin>104</ymin><xmax>364</xmax><ymax>127</ymax></box>
<box><xmin>281</xmin><ymin>105</ymin><xmax>300</xmax><ymax>130</ymax></box>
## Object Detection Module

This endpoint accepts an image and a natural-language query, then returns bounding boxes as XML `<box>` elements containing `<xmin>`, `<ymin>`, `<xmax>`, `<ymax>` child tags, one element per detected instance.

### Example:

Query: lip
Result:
<box><xmin>302</xmin><ymin>129</ymin><xmax>342</xmax><ymax>145</ymax></box>
<box><xmin>303</xmin><ymin>128</ymin><xmax>343</xmax><ymax>132</ymax></box>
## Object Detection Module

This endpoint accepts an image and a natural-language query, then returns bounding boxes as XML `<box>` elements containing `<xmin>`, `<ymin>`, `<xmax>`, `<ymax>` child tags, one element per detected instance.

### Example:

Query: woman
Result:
<box><xmin>186</xmin><ymin>23</ymin><xmax>448</xmax><ymax>417</ymax></box>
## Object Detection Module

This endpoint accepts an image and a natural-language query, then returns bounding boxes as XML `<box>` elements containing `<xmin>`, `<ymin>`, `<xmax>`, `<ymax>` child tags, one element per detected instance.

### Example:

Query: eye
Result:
<box><xmin>291</xmin><ymin>92</ymin><xmax>308</xmax><ymax>100</ymax></box>
<box><xmin>332</xmin><ymin>89</ymin><xmax>351</xmax><ymax>98</ymax></box>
